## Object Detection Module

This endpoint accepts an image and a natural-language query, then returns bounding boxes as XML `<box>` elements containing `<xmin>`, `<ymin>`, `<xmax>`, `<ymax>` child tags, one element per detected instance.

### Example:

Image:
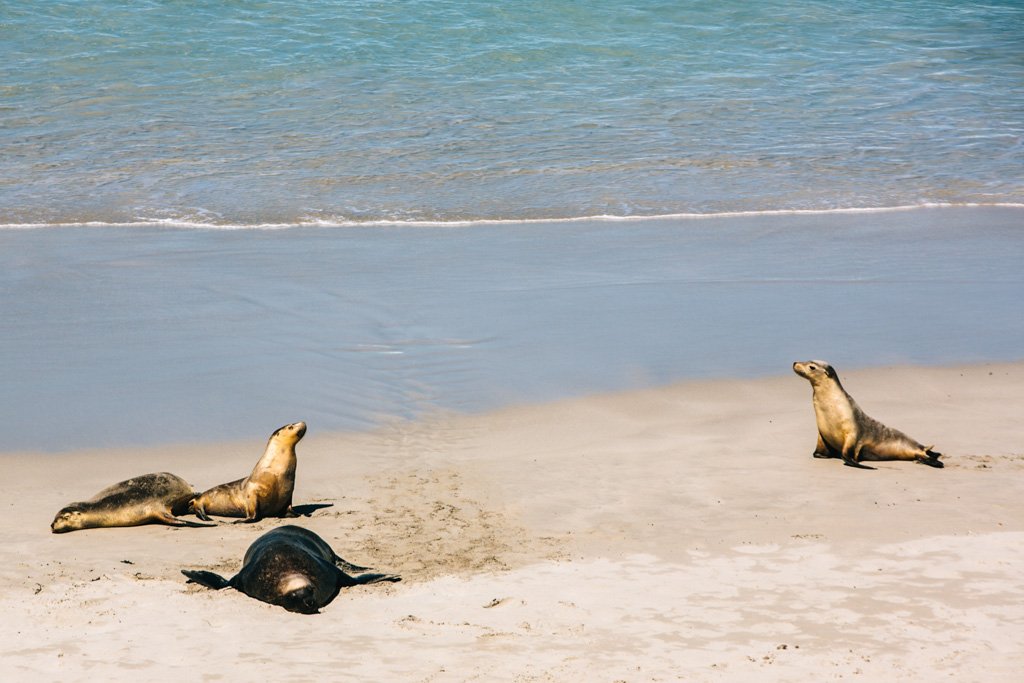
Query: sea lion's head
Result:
<box><xmin>792</xmin><ymin>360</ymin><xmax>838</xmax><ymax>385</ymax></box>
<box><xmin>50</xmin><ymin>504</ymin><xmax>86</xmax><ymax>534</ymax></box>
<box><xmin>275</xmin><ymin>574</ymin><xmax>320</xmax><ymax>614</ymax></box>
<box><xmin>270</xmin><ymin>421</ymin><xmax>307</xmax><ymax>446</ymax></box>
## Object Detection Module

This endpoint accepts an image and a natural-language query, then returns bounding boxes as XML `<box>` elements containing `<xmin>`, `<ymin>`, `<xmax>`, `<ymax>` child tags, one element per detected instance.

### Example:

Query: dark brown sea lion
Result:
<box><xmin>189</xmin><ymin>421</ymin><xmax>306</xmax><ymax>522</ymax></box>
<box><xmin>181</xmin><ymin>525</ymin><xmax>400</xmax><ymax>613</ymax></box>
<box><xmin>793</xmin><ymin>360</ymin><xmax>943</xmax><ymax>470</ymax></box>
<box><xmin>51</xmin><ymin>472</ymin><xmax>213</xmax><ymax>533</ymax></box>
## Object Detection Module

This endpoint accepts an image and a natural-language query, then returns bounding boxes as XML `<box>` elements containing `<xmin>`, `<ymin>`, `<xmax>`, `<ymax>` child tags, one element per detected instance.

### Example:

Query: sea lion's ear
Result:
<box><xmin>825</xmin><ymin>365</ymin><xmax>837</xmax><ymax>379</ymax></box>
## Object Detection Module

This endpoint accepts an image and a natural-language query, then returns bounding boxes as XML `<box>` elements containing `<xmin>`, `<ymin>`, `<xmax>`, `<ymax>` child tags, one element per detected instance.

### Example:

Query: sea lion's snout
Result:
<box><xmin>281</xmin><ymin>584</ymin><xmax>319</xmax><ymax>614</ymax></box>
<box><xmin>50</xmin><ymin>507</ymin><xmax>78</xmax><ymax>534</ymax></box>
<box><xmin>793</xmin><ymin>360</ymin><xmax>831</xmax><ymax>381</ymax></box>
<box><xmin>276</xmin><ymin>421</ymin><xmax>306</xmax><ymax>439</ymax></box>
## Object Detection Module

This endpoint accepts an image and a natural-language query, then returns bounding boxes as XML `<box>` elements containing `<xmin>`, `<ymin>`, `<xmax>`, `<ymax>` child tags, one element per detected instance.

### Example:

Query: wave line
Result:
<box><xmin>2</xmin><ymin>202</ymin><xmax>1023</xmax><ymax>230</ymax></box>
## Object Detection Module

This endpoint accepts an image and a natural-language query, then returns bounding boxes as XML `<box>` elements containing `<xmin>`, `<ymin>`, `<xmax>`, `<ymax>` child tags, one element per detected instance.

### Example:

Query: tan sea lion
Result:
<box><xmin>51</xmin><ymin>472</ymin><xmax>213</xmax><ymax>533</ymax></box>
<box><xmin>189</xmin><ymin>421</ymin><xmax>306</xmax><ymax>522</ymax></box>
<box><xmin>182</xmin><ymin>525</ymin><xmax>400</xmax><ymax>614</ymax></box>
<box><xmin>792</xmin><ymin>360</ymin><xmax>943</xmax><ymax>470</ymax></box>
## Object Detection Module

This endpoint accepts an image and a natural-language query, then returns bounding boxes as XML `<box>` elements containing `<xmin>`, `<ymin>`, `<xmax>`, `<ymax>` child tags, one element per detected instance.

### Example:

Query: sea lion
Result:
<box><xmin>182</xmin><ymin>525</ymin><xmax>400</xmax><ymax>614</ymax></box>
<box><xmin>792</xmin><ymin>360</ymin><xmax>943</xmax><ymax>470</ymax></box>
<box><xmin>189</xmin><ymin>421</ymin><xmax>306</xmax><ymax>522</ymax></box>
<box><xmin>51</xmin><ymin>472</ymin><xmax>213</xmax><ymax>533</ymax></box>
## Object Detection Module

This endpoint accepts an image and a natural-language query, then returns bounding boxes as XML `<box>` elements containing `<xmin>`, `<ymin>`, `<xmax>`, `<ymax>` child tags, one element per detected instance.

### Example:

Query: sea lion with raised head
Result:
<box><xmin>51</xmin><ymin>472</ymin><xmax>213</xmax><ymax>533</ymax></box>
<box><xmin>189</xmin><ymin>421</ymin><xmax>306</xmax><ymax>522</ymax></box>
<box><xmin>182</xmin><ymin>525</ymin><xmax>400</xmax><ymax>613</ymax></box>
<box><xmin>792</xmin><ymin>360</ymin><xmax>943</xmax><ymax>470</ymax></box>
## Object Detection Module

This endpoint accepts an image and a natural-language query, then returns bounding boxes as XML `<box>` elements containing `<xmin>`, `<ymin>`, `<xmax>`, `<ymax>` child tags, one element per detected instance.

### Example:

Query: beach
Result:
<box><xmin>4</xmin><ymin>1</ymin><xmax>1023</xmax><ymax>679</ymax></box>
<box><xmin>2</xmin><ymin>361</ymin><xmax>1022</xmax><ymax>681</ymax></box>
<box><xmin>2</xmin><ymin>207</ymin><xmax>1023</xmax><ymax>680</ymax></box>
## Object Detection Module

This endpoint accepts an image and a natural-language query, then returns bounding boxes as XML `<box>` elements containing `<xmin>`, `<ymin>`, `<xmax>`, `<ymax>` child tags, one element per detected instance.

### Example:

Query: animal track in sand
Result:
<box><xmin>949</xmin><ymin>453</ymin><xmax>1024</xmax><ymax>470</ymax></box>
<box><xmin>326</xmin><ymin>468</ymin><xmax>566</xmax><ymax>580</ymax></box>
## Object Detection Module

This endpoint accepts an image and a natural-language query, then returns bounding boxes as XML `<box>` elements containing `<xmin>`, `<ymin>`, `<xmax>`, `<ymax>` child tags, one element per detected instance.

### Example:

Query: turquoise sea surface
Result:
<box><xmin>3</xmin><ymin>0</ymin><xmax>1022</xmax><ymax>224</ymax></box>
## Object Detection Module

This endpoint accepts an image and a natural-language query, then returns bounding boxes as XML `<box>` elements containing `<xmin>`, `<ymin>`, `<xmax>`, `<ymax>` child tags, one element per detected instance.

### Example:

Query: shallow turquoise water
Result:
<box><xmin>3</xmin><ymin>0</ymin><xmax>1023</xmax><ymax>224</ymax></box>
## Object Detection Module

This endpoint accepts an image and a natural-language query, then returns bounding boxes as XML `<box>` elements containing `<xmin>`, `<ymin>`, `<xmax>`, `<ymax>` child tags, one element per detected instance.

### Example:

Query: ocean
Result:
<box><xmin>3</xmin><ymin>0</ymin><xmax>1022</xmax><ymax>224</ymax></box>
<box><xmin>2</xmin><ymin>1</ymin><xmax>1022</xmax><ymax>450</ymax></box>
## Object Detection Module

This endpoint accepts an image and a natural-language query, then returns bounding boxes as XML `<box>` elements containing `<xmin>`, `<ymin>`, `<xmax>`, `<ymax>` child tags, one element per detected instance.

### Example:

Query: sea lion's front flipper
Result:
<box><xmin>842</xmin><ymin>459</ymin><xmax>877</xmax><ymax>470</ymax></box>
<box><xmin>181</xmin><ymin>569</ymin><xmax>232</xmax><ymax>590</ymax></box>
<box><xmin>347</xmin><ymin>572</ymin><xmax>401</xmax><ymax>586</ymax></box>
<box><xmin>842</xmin><ymin>442</ymin><xmax>876</xmax><ymax>470</ymax></box>
<box><xmin>190</xmin><ymin>500</ymin><xmax>213</xmax><ymax>522</ymax></box>
<box><xmin>333</xmin><ymin>555</ymin><xmax>372</xmax><ymax>573</ymax></box>
<box><xmin>813</xmin><ymin>433</ymin><xmax>840</xmax><ymax>459</ymax></box>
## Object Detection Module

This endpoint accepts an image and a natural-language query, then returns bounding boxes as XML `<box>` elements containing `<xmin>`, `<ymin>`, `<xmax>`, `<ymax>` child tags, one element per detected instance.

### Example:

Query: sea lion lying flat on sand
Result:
<box><xmin>182</xmin><ymin>525</ymin><xmax>400</xmax><ymax>614</ymax></box>
<box><xmin>51</xmin><ymin>472</ymin><xmax>214</xmax><ymax>533</ymax></box>
<box><xmin>792</xmin><ymin>360</ymin><xmax>943</xmax><ymax>470</ymax></box>
<box><xmin>189</xmin><ymin>421</ymin><xmax>306</xmax><ymax>522</ymax></box>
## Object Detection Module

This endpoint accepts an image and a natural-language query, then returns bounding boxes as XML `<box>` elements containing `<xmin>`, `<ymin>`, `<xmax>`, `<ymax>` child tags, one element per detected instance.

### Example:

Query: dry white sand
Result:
<box><xmin>2</xmin><ymin>362</ymin><xmax>1022</xmax><ymax>681</ymax></box>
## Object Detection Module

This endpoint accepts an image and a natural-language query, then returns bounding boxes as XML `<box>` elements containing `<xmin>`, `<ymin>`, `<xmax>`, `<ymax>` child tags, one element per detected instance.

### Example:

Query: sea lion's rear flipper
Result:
<box><xmin>919</xmin><ymin>447</ymin><xmax>944</xmax><ymax>468</ymax></box>
<box><xmin>915</xmin><ymin>446</ymin><xmax>944</xmax><ymax>468</ymax></box>
<box><xmin>154</xmin><ymin>511</ymin><xmax>216</xmax><ymax>528</ymax></box>
<box><xmin>181</xmin><ymin>569</ymin><xmax>232</xmax><ymax>590</ymax></box>
<box><xmin>177</xmin><ymin>518</ymin><xmax>218</xmax><ymax>528</ymax></box>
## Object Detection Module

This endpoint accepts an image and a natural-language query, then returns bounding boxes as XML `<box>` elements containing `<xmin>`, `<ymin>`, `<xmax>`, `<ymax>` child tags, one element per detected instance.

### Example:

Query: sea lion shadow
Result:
<box><xmin>292</xmin><ymin>503</ymin><xmax>334</xmax><ymax>517</ymax></box>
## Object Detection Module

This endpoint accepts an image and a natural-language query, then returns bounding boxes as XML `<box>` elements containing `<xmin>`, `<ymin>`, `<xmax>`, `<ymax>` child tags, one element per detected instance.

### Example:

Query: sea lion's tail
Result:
<box><xmin>181</xmin><ymin>569</ymin><xmax>232</xmax><ymax>590</ymax></box>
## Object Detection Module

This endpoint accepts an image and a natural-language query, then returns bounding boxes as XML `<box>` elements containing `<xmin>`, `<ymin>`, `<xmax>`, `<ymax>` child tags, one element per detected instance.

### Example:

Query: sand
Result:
<box><xmin>2</xmin><ymin>361</ymin><xmax>1023</xmax><ymax>681</ymax></box>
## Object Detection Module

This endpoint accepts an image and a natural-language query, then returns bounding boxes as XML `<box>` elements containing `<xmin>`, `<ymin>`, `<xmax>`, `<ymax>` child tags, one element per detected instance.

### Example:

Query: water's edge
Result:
<box><xmin>3</xmin><ymin>206</ymin><xmax>1021</xmax><ymax>452</ymax></box>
